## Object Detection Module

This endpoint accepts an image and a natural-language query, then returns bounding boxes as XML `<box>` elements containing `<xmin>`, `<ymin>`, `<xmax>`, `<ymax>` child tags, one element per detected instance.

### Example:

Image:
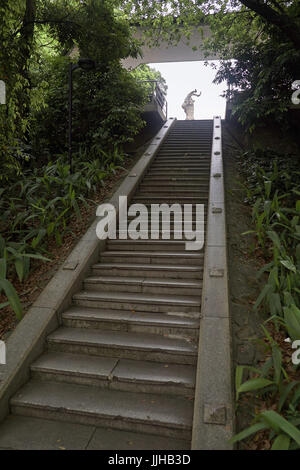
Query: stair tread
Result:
<box><xmin>63</xmin><ymin>306</ymin><xmax>200</xmax><ymax>328</ymax></box>
<box><xmin>85</xmin><ymin>276</ymin><xmax>202</xmax><ymax>288</ymax></box>
<box><xmin>93</xmin><ymin>262</ymin><xmax>202</xmax><ymax>271</ymax></box>
<box><xmin>12</xmin><ymin>381</ymin><xmax>194</xmax><ymax>429</ymax></box>
<box><xmin>73</xmin><ymin>290</ymin><xmax>201</xmax><ymax>306</ymax></box>
<box><xmin>47</xmin><ymin>327</ymin><xmax>198</xmax><ymax>354</ymax></box>
<box><xmin>101</xmin><ymin>250</ymin><xmax>204</xmax><ymax>258</ymax></box>
<box><xmin>0</xmin><ymin>415</ymin><xmax>190</xmax><ymax>450</ymax></box>
<box><xmin>31</xmin><ymin>352</ymin><xmax>196</xmax><ymax>387</ymax></box>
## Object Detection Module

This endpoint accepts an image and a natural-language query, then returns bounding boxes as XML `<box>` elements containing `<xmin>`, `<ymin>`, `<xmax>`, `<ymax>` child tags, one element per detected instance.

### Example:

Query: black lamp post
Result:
<box><xmin>68</xmin><ymin>58</ymin><xmax>96</xmax><ymax>173</ymax></box>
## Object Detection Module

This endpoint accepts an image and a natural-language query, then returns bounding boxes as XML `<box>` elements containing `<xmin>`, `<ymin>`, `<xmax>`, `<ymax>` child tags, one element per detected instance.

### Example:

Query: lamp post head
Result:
<box><xmin>78</xmin><ymin>58</ymin><xmax>96</xmax><ymax>71</ymax></box>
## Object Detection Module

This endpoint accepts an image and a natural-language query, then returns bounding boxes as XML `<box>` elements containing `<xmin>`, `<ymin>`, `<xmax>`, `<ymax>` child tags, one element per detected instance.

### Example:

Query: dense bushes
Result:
<box><xmin>0</xmin><ymin>148</ymin><xmax>127</xmax><ymax>319</ymax></box>
<box><xmin>30</xmin><ymin>57</ymin><xmax>147</xmax><ymax>162</ymax></box>
<box><xmin>0</xmin><ymin>0</ymin><xmax>148</xmax><ymax>174</ymax></box>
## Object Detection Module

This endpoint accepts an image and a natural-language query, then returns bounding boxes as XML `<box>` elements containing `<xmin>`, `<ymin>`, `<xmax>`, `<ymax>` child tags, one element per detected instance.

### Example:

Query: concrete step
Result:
<box><xmin>162</xmin><ymin>138</ymin><xmax>211</xmax><ymax>141</ymax></box>
<box><xmin>73</xmin><ymin>290</ymin><xmax>201</xmax><ymax>315</ymax></box>
<box><xmin>123</xmin><ymin>224</ymin><xmax>206</xmax><ymax>233</ymax></box>
<box><xmin>157</xmin><ymin>148</ymin><xmax>211</xmax><ymax>151</ymax></box>
<box><xmin>152</xmin><ymin>159</ymin><xmax>210</xmax><ymax>164</ymax></box>
<box><xmin>132</xmin><ymin>194</ymin><xmax>208</xmax><ymax>200</ymax></box>
<box><xmin>163</xmin><ymin>135</ymin><xmax>211</xmax><ymax>138</ymax></box>
<box><xmin>11</xmin><ymin>381</ymin><xmax>194</xmax><ymax>439</ymax></box>
<box><xmin>158</xmin><ymin>146</ymin><xmax>211</xmax><ymax>150</ymax></box>
<box><xmin>153</xmin><ymin>163</ymin><xmax>209</xmax><ymax>167</ymax></box>
<box><xmin>161</xmin><ymin>148</ymin><xmax>210</xmax><ymax>151</ymax></box>
<box><xmin>158</xmin><ymin>151</ymin><xmax>211</xmax><ymax>155</ymax></box>
<box><xmin>158</xmin><ymin>145</ymin><xmax>211</xmax><ymax>148</ymax></box>
<box><xmin>31</xmin><ymin>352</ymin><xmax>196</xmax><ymax>395</ymax></box>
<box><xmin>115</xmin><ymin>231</ymin><xmax>205</xmax><ymax>242</ymax></box>
<box><xmin>158</xmin><ymin>149</ymin><xmax>211</xmax><ymax>153</ymax></box>
<box><xmin>62</xmin><ymin>306</ymin><xmax>200</xmax><ymax>338</ymax></box>
<box><xmin>160</xmin><ymin>142</ymin><xmax>211</xmax><ymax>146</ymax></box>
<box><xmin>92</xmin><ymin>262</ymin><xmax>203</xmax><ymax>279</ymax></box>
<box><xmin>147</xmin><ymin>171</ymin><xmax>210</xmax><ymax>177</ymax></box>
<box><xmin>166</xmin><ymin>135</ymin><xmax>211</xmax><ymax>139</ymax></box>
<box><xmin>131</xmin><ymin>198</ymin><xmax>208</xmax><ymax>205</ymax></box>
<box><xmin>120</xmin><ymin>223</ymin><xmax>207</xmax><ymax>233</ymax></box>
<box><xmin>153</xmin><ymin>159</ymin><xmax>210</xmax><ymax>163</ymax></box>
<box><xmin>134</xmin><ymin>191</ymin><xmax>208</xmax><ymax>199</ymax></box>
<box><xmin>100</xmin><ymin>250</ymin><xmax>204</xmax><ymax>265</ymax></box>
<box><xmin>139</xmin><ymin>185</ymin><xmax>209</xmax><ymax>192</ymax></box>
<box><xmin>148</xmin><ymin>168</ymin><xmax>210</xmax><ymax>172</ymax></box>
<box><xmin>0</xmin><ymin>415</ymin><xmax>190</xmax><ymax>450</ymax></box>
<box><xmin>148</xmin><ymin>160</ymin><xmax>211</xmax><ymax>165</ymax></box>
<box><xmin>137</xmin><ymin>185</ymin><xmax>209</xmax><ymax>191</ymax></box>
<box><xmin>84</xmin><ymin>276</ymin><xmax>202</xmax><ymax>296</ymax></box>
<box><xmin>151</xmin><ymin>163</ymin><xmax>210</xmax><ymax>171</ymax></box>
<box><xmin>143</xmin><ymin>176</ymin><xmax>209</xmax><ymax>183</ymax></box>
<box><xmin>106</xmin><ymin>239</ymin><xmax>202</xmax><ymax>252</ymax></box>
<box><xmin>154</xmin><ymin>160</ymin><xmax>210</xmax><ymax>166</ymax></box>
<box><xmin>47</xmin><ymin>327</ymin><xmax>198</xmax><ymax>363</ymax></box>
<box><xmin>156</xmin><ymin>153</ymin><xmax>211</xmax><ymax>158</ymax></box>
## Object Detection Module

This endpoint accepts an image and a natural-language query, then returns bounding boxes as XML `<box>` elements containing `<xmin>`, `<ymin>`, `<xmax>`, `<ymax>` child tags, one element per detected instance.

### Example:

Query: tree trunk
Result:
<box><xmin>19</xmin><ymin>0</ymin><xmax>36</xmax><ymax>123</ymax></box>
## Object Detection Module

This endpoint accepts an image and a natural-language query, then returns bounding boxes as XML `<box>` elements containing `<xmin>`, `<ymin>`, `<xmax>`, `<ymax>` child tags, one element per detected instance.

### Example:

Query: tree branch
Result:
<box><xmin>239</xmin><ymin>0</ymin><xmax>300</xmax><ymax>49</ymax></box>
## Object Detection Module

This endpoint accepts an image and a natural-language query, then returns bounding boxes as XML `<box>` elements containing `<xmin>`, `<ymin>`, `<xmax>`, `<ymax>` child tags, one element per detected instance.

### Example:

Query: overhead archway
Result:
<box><xmin>122</xmin><ymin>25</ymin><xmax>220</xmax><ymax>69</ymax></box>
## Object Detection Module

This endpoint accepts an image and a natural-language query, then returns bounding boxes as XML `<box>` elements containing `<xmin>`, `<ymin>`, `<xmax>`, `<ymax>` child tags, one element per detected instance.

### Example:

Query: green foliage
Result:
<box><xmin>0</xmin><ymin>254</ymin><xmax>23</xmax><ymax>321</ymax></box>
<box><xmin>30</xmin><ymin>56</ymin><xmax>147</xmax><ymax>159</ymax></box>
<box><xmin>0</xmin><ymin>147</ymin><xmax>127</xmax><ymax>320</ymax></box>
<box><xmin>241</xmin><ymin>150</ymin><xmax>300</xmax><ymax>315</ymax></box>
<box><xmin>0</xmin><ymin>0</ymin><xmax>29</xmax><ymax>173</ymax></box>
<box><xmin>232</xmin><ymin>148</ymin><xmax>300</xmax><ymax>448</ymax></box>
<box><xmin>0</xmin><ymin>0</ymin><xmax>150</xmax><ymax>175</ymax></box>
<box><xmin>233</xmin><ymin>329</ymin><xmax>300</xmax><ymax>449</ymax></box>
<box><xmin>213</xmin><ymin>36</ymin><xmax>300</xmax><ymax>130</ymax></box>
<box><xmin>131</xmin><ymin>64</ymin><xmax>168</xmax><ymax>92</ymax></box>
<box><xmin>231</xmin><ymin>410</ymin><xmax>300</xmax><ymax>449</ymax></box>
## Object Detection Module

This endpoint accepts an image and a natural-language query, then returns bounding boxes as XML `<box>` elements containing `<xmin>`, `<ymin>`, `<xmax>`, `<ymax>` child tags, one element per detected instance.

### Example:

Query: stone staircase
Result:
<box><xmin>4</xmin><ymin>120</ymin><xmax>213</xmax><ymax>449</ymax></box>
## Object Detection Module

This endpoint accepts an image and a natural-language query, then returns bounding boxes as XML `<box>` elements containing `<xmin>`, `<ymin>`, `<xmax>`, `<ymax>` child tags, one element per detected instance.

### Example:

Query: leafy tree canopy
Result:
<box><xmin>120</xmin><ymin>0</ymin><xmax>300</xmax><ymax>129</ymax></box>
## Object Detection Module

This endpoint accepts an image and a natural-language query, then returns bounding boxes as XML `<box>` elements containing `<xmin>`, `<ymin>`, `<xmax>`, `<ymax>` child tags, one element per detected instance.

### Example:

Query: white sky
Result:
<box><xmin>149</xmin><ymin>60</ymin><xmax>226</xmax><ymax>120</ymax></box>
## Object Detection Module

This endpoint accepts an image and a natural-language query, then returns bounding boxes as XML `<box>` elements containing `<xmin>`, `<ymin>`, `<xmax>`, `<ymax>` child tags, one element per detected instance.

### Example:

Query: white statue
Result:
<box><xmin>182</xmin><ymin>89</ymin><xmax>201</xmax><ymax>120</ymax></box>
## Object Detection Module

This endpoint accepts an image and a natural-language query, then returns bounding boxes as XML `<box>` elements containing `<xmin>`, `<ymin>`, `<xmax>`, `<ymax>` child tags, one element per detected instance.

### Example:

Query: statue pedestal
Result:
<box><xmin>185</xmin><ymin>104</ymin><xmax>195</xmax><ymax>120</ymax></box>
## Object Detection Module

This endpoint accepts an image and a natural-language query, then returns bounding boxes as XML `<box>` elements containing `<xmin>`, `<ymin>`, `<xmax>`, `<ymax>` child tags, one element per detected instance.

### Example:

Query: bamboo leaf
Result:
<box><xmin>229</xmin><ymin>422</ymin><xmax>266</xmax><ymax>444</ymax></box>
<box><xmin>0</xmin><ymin>279</ymin><xmax>22</xmax><ymax>320</ymax></box>
<box><xmin>261</xmin><ymin>411</ymin><xmax>300</xmax><ymax>445</ymax></box>
<box><xmin>237</xmin><ymin>377</ymin><xmax>274</xmax><ymax>394</ymax></box>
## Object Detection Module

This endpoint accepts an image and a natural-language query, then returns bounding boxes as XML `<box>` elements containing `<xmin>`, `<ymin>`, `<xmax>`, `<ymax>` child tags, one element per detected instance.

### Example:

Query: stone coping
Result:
<box><xmin>191</xmin><ymin>117</ymin><xmax>234</xmax><ymax>449</ymax></box>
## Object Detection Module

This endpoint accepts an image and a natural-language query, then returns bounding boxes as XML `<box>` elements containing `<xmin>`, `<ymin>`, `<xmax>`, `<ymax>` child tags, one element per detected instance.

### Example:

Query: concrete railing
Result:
<box><xmin>192</xmin><ymin>116</ymin><xmax>234</xmax><ymax>449</ymax></box>
<box><xmin>141</xmin><ymin>80</ymin><xmax>168</xmax><ymax>119</ymax></box>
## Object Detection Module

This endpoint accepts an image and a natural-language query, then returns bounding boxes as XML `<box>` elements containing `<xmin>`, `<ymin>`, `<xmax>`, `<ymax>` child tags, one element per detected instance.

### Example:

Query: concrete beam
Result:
<box><xmin>122</xmin><ymin>26</ymin><xmax>220</xmax><ymax>69</ymax></box>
